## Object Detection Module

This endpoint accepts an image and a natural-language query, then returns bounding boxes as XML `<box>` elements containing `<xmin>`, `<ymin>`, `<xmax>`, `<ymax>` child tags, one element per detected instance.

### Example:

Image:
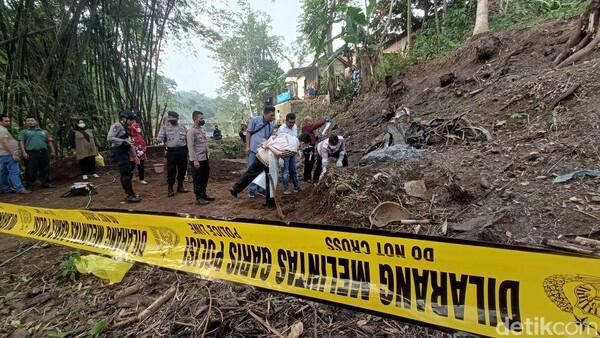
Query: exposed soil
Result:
<box><xmin>2</xmin><ymin>16</ymin><xmax>600</xmax><ymax>338</ymax></box>
<box><xmin>325</xmin><ymin>17</ymin><xmax>600</xmax><ymax>243</ymax></box>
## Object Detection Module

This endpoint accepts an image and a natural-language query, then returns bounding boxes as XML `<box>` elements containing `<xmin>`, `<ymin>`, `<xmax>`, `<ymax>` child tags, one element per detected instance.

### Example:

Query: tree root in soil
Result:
<box><xmin>554</xmin><ymin>0</ymin><xmax>600</xmax><ymax>68</ymax></box>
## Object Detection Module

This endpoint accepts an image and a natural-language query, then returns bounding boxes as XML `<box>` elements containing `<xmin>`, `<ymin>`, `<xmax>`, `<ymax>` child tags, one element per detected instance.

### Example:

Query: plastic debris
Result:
<box><xmin>553</xmin><ymin>169</ymin><xmax>600</xmax><ymax>183</ymax></box>
<box><xmin>75</xmin><ymin>255</ymin><xmax>133</xmax><ymax>284</ymax></box>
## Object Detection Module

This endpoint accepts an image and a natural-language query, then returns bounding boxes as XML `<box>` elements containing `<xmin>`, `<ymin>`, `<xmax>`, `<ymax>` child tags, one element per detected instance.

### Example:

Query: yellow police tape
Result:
<box><xmin>0</xmin><ymin>202</ymin><xmax>598</xmax><ymax>337</ymax></box>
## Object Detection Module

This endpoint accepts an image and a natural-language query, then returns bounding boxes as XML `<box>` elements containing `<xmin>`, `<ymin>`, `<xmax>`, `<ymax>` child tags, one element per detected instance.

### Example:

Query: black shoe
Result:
<box><xmin>127</xmin><ymin>195</ymin><xmax>142</xmax><ymax>203</ymax></box>
<box><xmin>265</xmin><ymin>205</ymin><xmax>276</xmax><ymax>211</ymax></box>
<box><xmin>202</xmin><ymin>195</ymin><xmax>215</xmax><ymax>201</ymax></box>
<box><xmin>177</xmin><ymin>184</ymin><xmax>189</xmax><ymax>193</ymax></box>
<box><xmin>41</xmin><ymin>183</ymin><xmax>55</xmax><ymax>188</ymax></box>
<box><xmin>168</xmin><ymin>187</ymin><xmax>175</xmax><ymax>197</ymax></box>
<box><xmin>196</xmin><ymin>198</ymin><xmax>209</xmax><ymax>205</ymax></box>
<box><xmin>230</xmin><ymin>188</ymin><xmax>238</xmax><ymax>198</ymax></box>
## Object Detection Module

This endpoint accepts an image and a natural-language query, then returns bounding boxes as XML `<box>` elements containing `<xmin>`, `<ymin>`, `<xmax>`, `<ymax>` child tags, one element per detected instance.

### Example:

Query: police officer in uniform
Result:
<box><xmin>107</xmin><ymin>110</ymin><xmax>141</xmax><ymax>203</ymax></box>
<box><xmin>157</xmin><ymin>111</ymin><xmax>189</xmax><ymax>197</ymax></box>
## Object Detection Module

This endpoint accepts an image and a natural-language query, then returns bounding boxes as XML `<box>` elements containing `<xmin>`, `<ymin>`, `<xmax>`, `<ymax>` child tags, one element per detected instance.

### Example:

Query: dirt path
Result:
<box><xmin>0</xmin><ymin>159</ymin><xmax>322</xmax><ymax>221</ymax></box>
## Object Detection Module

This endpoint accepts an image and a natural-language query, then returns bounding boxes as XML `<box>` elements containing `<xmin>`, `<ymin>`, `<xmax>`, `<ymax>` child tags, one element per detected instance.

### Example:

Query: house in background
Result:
<box><xmin>382</xmin><ymin>34</ymin><xmax>411</xmax><ymax>55</ymax></box>
<box><xmin>281</xmin><ymin>66</ymin><xmax>320</xmax><ymax>101</ymax></box>
<box><xmin>274</xmin><ymin>66</ymin><xmax>319</xmax><ymax>124</ymax></box>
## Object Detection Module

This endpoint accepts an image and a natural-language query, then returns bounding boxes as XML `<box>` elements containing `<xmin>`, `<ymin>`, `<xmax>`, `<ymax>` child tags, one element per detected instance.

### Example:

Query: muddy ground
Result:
<box><xmin>1</xmin><ymin>15</ymin><xmax>600</xmax><ymax>338</ymax></box>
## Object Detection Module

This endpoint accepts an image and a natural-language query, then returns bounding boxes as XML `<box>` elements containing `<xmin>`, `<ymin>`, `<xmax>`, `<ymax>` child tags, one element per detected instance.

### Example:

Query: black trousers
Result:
<box><xmin>79</xmin><ymin>156</ymin><xmax>96</xmax><ymax>175</ymax></box>
<box><xmin>131</xmin><ymin>160</ymin><xmax>145</xmax><ymax>181</ymax></box>
<box><xmin>167</xmin><ymin>146</ymin><xmax>187</xmax><ymax>187</ymax></box>
<box><xmin>313</xmin><ymin>151</ymin><xmax>348</xmax><ymax>180</ymax></box>
<box><xmin>190</xmin><ymin>160</ymin><xmax>210</xmax><ymax>199</ymax></box>
<box><xmin>233</xmin><ymin>160</ymin><xmax>275</xmax><ymax>208</ymax></box>
<box><xmin>303</xmin><ymin>146</ymin><xmax>315</xmax><ymax>181</ymax></box>
<box><xmin>112</xmin><ymin>147</ymin><xmax>135</xmax><ymax>197</ymax></box>
<box><xmin>25</xmin><ymin>149</ymin><xmax>50</xmax><ymax>186</ymax></box>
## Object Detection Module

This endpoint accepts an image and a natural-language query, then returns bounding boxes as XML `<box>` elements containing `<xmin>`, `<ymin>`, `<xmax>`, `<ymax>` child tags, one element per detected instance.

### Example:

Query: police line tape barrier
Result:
<box><xmin>0</xmin><ymin>202</ymin><xmax>598</xmax><ymax>338</ymax></box>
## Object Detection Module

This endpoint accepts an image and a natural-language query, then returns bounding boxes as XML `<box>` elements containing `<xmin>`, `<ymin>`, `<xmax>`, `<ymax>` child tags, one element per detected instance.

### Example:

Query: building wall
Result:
<box><xmin>298</xmin><ymin>76</ymin><xmax>306</xmax><ymax>100</ymax></box>
<box><xmin>383</xmin><ymin>37</ymin><xmax>409</xmax><ymax>54</ymax></box>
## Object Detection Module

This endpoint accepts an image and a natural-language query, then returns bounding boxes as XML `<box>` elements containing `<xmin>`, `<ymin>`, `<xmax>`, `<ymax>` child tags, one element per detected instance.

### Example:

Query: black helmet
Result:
<box><xmin>119</xmin><ymin>110</ymin><xmax>135</xmax><ymax>120</ymax></box>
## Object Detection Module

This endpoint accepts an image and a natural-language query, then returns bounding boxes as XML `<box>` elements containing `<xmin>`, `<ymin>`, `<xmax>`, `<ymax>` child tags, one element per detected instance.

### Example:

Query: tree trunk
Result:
<box><xmin>326</xmin><ymin>0</ymin><xmax>336</xmax><ymax>99</ymax></box>
<box><xmin>406</xmin><ymin>0</ymin><xmax>411</xmax><ymax>50</ymax></box>
<box><xmin>473</xmin><ymin>0</ymin><xmax>489</xmax><ymax>36</ymax></box>
<box><xmin>434</xmin><ymin>0</ymin><xmax>440</xmax><ymax>45</ymax></box>
<box><xmin>555</xmin><ymin>0</ymin><xmax>600</xmax><ymax>67</ymax></box>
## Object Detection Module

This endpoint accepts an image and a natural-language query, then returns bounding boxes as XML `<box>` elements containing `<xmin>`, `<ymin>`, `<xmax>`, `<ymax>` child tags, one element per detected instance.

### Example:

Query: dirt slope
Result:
<box><xmin>320</xmin><ymin>17</ymin><xmax>600</xmax><ymax>244</ymax></box>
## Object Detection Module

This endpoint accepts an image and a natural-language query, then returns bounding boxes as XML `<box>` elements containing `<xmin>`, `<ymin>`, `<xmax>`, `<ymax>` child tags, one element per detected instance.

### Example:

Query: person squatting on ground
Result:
<box><xmin>212</xmin><ymin>124</ymin><xmax>222</xmax><ymax>141</ymax></box>
<box><xmin>239</xmin><ymin>124</ymin><xmax>247</xmax><ymax>144</ymax></box>
<box><xmin>245</xmin><ymin>106</ymin><xmax>275</xmax><ymax>197</ymax></box>
<box><xmin>18</xmin><ymin>116</ymin><xmax>56</xmax><ymax>189</ymax></box>
<box><xmin>314</xmin><ymin>134</ymin><xmax>348</xmax><ymax>181</ymax></box>
<box><xmin>107</xmin><ymin>110</ymin><xmax>141</xmax><ymax>203</ymax></box>
<box><xmin>157</xmin><ymin>111</ymin><xmax>189</xmax><ymax>197</ymax></box>
<box><xmin>130</xmin><ymin>118</ymin><xmax>148</xmax><ymax>184</ymax></box>
<box><xmin>187</xmin><ymin>111</ymin><xmax>215</xmax><ymax>205</ymax></box>
<box><xmin>231</xmin><ymin>133</ymin><xmax>309</xmax><ymax>211</ymax></box>
<box><xmin>301</xmin><ymin>117</ymin><xmax>326</xmax><ymax>182</ymax></box>
<box><xmin>67</xmin><ymin>119</ymin><xmax>99</xmax><ymax>181</ymax></box>
<box><xmin>277</xmin><ymin>113</ymin><xmax>300</xmax><ymax>194</ymax></box>
<box><xmin>0</xmin><ymin>115</ymin><xmax>30</xmax><ymax>194</ymax></box>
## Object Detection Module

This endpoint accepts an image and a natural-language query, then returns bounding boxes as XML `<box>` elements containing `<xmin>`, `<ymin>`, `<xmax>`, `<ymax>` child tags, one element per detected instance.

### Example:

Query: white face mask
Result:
<box><xmin>78</xmin><ymin>123</ymin><xmax>86</xmax><ymax>128</ymax></box>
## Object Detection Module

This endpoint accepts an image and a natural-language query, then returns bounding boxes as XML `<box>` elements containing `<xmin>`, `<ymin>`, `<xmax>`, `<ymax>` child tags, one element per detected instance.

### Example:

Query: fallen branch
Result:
<box><xmin>543</xmin><ymin>239</ymin><xmax>597</xmax><ymax>255</ymax></box>
<box><xmin>399</xmin><ymin>219</ymin><xmax>432</xmax><ymax>225</ymax></box>
<box><xmin>112</xmin><ymin>283</ymin><xmax>142</xmax><ymax>301</ymax></box>
<box><xmin>469</xmin><ymin>88</ymin><xmax>484</xmax><ymax>96</ymax></box>
<box><xmin>558</xmin><ymin>35</ymin><xmax>600</xmax><ymax>68</ymax></box>
<box><xmin>113</xmin><ymin>287</ymin><xmax>176</xmax><ymax>328</ymax></box>
<box><xmin>575</xmin><ymin>236</ymin><xmax>600</xmax><ymax>248</ymax></box>
<box><xmin>574</xmin><ymin>208</ymin><xmax>600</xmax><ymax>222</ymax></box>
<box><xmin>548</xmin><ymin>83</ymin><xmax>580</xmax><ymax>110</ymax></box>
<box><xmin>247</xmin><ymin>309</ymin><xmax>284</xmax><ymax>338</ymax></box>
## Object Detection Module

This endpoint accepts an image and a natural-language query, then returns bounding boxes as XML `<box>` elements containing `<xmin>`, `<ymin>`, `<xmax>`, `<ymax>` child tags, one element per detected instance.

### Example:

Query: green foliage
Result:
<box><xmin>377</xmin><ymin>3</ymin><xmax>475</xmax><ymax>77</ymax></box>
<box><xmin>300</xmin><ymin>0</ymin><xmax>350</xmax><ymax>62</ymax></box>
<box><xmin>213</xmin><ymin>94</ymin><xmax>249</xmax><ymax>136</ymax></box>
<box><xmin>168</xmin><ymin>91</ymin><xmax>218</xmax><ymax>122</ymax></box>
<box><xmin>491</xmin><ymin>0</ymin><xmax>587</xmax><ymax>31</ymax></box>
<box><xmin>221</xmin><ymin>140</ymin><xmax>245</xmax><ymax>159</ymax></box>
<box><xmin>376</xmin><ymin>0</ymin><xmax>588</xmax><ymax>78</ymax></box>
<box><xmin>0</xmin><ymin>0</ymin><xmax>204</xmax><ymax>150</ymax></box>
<box><xmin>510</xmin><ymin>112</ymin><xmax>525</xmax><ymax>119</ymax></box>
<box><xmin>0</xmin><ymin>291</ymin><xmax>18</xmax><ymax>310</ymax></box>
<box><xmin>48</xmin><ymin>330</ymin><xmax>74</xmax><ymax>338</ymax></box>
<box><xmin>337</xmin><ymin>78</ymin><xmax>360</xmax><ymax>100</ymax></box>
<box><xmin>88</xmin><ymin>319</ymin><xmax>108</xmax><ymax>338</ymax></box>
<box><xmin>552</xmin><ymin>105</ymin><xmax>566</xmax><ymax>116</ymax></box>
<box><xmin>57</xmin><ymin>251</ymin><xmax>81</xmax><ymax>281</ymax></box>
<box><xmin>209</xmin><ymin>9</ymin><xmax>284</xmax><ymax>115</ymax></box>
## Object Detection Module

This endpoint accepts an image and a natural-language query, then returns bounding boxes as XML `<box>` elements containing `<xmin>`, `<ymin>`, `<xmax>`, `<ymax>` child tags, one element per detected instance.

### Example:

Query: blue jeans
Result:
<box><xmin>0</xmin><ymin>155</ymin><xmax>25</xmax><ymax>192</ymax></box>
<box><xmin>282</xmin><ymin>156</ymin><xmax>299</xmax><ymax>191</ymax></box>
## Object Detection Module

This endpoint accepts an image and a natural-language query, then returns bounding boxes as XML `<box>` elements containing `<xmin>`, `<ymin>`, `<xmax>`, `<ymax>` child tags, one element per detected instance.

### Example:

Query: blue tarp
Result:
<box><xmin>553</xmin><ymin>169</ymin><xmax>600</xmax><ymax>183</ymax></box>
<box><xmin>276</xmin><ymin>91</ymin><xmax>292</xmax><ymax>104</ymax></box>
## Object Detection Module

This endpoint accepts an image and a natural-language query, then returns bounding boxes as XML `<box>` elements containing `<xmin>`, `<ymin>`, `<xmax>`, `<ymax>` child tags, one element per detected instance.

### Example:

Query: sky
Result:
<box><xmin>160</xmin><ymin>0</ymin><xmax>303</xmax><ymax>97</ymax></box>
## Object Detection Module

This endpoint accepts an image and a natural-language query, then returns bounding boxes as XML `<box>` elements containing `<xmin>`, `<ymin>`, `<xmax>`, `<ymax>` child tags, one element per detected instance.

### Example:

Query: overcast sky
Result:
<box><xmin>160</xmin><ymin>0</ymin><xmax>303</xmax><ymax>97</ymax></box>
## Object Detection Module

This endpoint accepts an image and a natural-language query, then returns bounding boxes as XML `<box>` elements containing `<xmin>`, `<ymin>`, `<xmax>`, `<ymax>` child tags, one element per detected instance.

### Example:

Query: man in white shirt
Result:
<box><xmin>314</xmin><ymin>134</ymin><xmax>348</xmax><ymax>181</ymax></box>
<box><xmin>277</xmin><ymin>113</ymin><xmax>300</xmax><ymax>194</ymax></box>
